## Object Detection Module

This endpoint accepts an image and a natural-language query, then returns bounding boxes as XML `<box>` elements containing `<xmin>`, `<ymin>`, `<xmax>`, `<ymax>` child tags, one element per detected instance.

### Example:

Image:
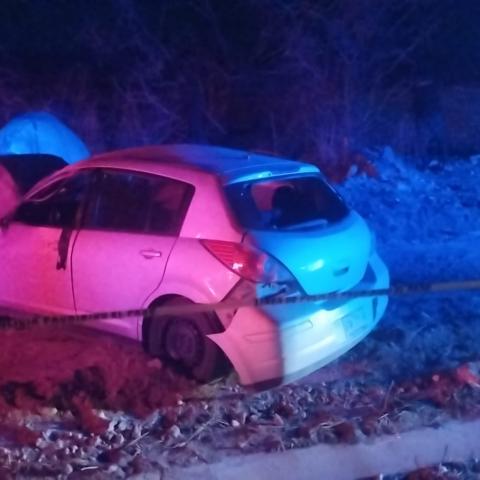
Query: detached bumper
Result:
<box><xmin>208</xmin><ymin>252</ymin><xmax>389</xmax><ymax>386</ymax></box>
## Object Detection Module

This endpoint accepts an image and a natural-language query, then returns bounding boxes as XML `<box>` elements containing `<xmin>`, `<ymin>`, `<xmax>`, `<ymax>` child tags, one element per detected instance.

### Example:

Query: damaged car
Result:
<box><xmin>0</xmin><ymin>145</ymin><xmax>389</xmax><ymax>386</ymax></box>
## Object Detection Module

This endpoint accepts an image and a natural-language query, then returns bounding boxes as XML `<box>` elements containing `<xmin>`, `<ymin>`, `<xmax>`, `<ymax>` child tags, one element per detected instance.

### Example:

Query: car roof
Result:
<box><xmin>75</xmin><ymin>144</ymin><xmax>319</xmax><ymax>184</ymax></box>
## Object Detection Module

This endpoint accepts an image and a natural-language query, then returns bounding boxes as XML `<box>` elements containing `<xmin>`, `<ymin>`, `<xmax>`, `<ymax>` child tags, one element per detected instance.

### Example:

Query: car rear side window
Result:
<box><xmin>225</xmin><ymin>175</ymin><xmax>349</xmax><ymax>230</ymax></box>
<box><xmin>84</xmin><ymin>170</ymin><xmax>194</xmax><ymax>235</ymax></box>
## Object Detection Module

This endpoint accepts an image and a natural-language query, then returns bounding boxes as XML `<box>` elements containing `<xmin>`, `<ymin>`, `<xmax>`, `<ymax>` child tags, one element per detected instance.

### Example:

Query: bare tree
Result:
<box><xmin>0</xmin><ymin>0</ymin><xmax>464</xmax><ymax>166</ymax></box>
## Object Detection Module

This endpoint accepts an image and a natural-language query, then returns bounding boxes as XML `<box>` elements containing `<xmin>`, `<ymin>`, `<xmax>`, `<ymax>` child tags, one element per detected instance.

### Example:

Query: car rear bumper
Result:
<box><xmin>208</xmin><ymin>252</ymin><xmax>389</xmax><ymax>386</ymax></box>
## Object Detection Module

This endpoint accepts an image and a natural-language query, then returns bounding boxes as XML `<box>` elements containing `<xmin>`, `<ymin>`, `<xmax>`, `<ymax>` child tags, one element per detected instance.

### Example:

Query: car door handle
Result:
<box><xmin>140</xmin><ymin>249</ymin><xmax>162</xmax><ymax>259</ymax></box>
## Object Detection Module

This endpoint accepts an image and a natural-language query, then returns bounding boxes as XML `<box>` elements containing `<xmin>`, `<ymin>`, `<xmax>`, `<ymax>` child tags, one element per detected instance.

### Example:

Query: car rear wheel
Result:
<box><xmin>143</xmin><ymin>297</ymin><xmax>228</xmax><ymax>382</ymax></box>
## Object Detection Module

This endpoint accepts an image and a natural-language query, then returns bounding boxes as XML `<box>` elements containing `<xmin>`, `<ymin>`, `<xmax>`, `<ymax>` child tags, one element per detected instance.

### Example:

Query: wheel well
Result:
<box><xmin>142</xmin><ymin>294</ymin><xmax>182</xmax><ymax>350</ymax></box>
<box><xmin>142</xmin><ymin>294</ymin><xmax>225</xmax><ymax>349</ymax></box>
<box><xmin>142</xmin><ymin>294</ymin><xmax>232</xmax><ymax>376</ymax></box>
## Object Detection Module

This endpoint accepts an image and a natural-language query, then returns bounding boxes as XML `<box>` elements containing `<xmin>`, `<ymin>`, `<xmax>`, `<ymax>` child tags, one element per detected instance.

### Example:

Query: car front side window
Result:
<box><xmin>14</xmin><ymin>173</ymin><xmax>89</xmax><ymax>229</ymax></box>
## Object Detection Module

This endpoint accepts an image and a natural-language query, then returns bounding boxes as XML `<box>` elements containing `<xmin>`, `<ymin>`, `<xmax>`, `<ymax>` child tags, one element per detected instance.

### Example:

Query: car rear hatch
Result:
<box><xmin>225</xmin><ymin>174</ymin><xmax>372</xmax><ymax>295</ymax></box>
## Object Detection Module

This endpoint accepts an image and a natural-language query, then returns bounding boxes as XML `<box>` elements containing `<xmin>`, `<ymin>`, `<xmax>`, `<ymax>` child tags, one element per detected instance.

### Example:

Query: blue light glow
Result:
<box><xmin>0</xmin><ymin>112</ymin><xmax>89</xmax><ymax>164</ymax></box>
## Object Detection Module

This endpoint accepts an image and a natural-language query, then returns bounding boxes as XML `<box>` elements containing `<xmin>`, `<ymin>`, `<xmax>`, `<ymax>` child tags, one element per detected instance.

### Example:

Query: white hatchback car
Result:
<box><xmin>0</xmin><ymin>145</ymin><xmax>389</xmax><ymax>386</ymax></box>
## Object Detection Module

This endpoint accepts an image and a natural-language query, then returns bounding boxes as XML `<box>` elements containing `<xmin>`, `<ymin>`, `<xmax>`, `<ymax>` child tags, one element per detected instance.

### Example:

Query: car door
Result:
<box><xmin>0</xmin><ymin>171</ymin><xmax>89</xmax><ymax>313</ymax></box>
<box><xmin>71</xmin><ymin>168</ymin><xmax>194</xmax><ymax>338</ymax></box>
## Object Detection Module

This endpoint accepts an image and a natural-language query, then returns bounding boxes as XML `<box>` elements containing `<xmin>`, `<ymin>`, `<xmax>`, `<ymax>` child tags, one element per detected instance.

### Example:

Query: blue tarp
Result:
<box><xmin>0</xmin><ymin>112</ymin><xmax>90</xmax><ymax>164</ymax></box>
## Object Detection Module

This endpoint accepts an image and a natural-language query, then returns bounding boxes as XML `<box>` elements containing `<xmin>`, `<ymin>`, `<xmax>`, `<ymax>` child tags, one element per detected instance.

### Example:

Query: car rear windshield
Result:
<box><xmin>225</xmin><ymin>175</ymin><xmax>349</xmax><ymax>230</ymax></box>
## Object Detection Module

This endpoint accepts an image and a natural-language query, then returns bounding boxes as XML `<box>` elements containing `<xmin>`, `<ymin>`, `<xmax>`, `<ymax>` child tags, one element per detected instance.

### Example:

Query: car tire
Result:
<box><xmin>143</xmin><ymin>296</ymin><xmax>228</xmax><ymax>382</ymax></box>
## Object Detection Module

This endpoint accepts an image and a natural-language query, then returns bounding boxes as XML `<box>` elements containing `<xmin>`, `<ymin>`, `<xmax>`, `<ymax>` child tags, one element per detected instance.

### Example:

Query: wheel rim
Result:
<box><xmin>164</xmin><ymin>318</ymin><xmax>204</xmax><ymax>368</ymax></box>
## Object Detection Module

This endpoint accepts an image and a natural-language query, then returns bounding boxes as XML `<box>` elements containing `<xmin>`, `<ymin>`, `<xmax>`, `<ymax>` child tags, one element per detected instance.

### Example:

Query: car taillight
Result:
<box><xmin>200</xmin><ymin>239</ymin><xmax>291</xmax><ymax>284</ymax></box>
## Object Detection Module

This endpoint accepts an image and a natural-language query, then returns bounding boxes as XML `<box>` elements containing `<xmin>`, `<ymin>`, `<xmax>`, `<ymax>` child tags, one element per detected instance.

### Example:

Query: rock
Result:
<box><xmin>20</xmin><ymin>446</ymin><xmax>37</xmax><ymax>462</ymax></box>
<box><xmin>141</xmin><ymin>411</ymin><xmax>160</xmax><ymax>430</ymax></box>
<box><xmin>239</xmin><ymin>411</ymin><xmax>248</xmax><ymax>424</ymax></box>
<box><xmin>272</xmin><ymin>413</ymin><xmax>284</xmax><ymax>426</ymax></box>
<box><xmin>274</xmin><ymin>401</ymin><xmax>296</xmax><ymax>418</ymax></box>
<box><xmin>111</xmin><ymin>433</ymin><xmax>125</xmax><ymax>448</ymax></box>
<box><xmin>38</xmin><ymin>407</ymin><xmax>58</xmax><ymax>417</ymax></box>
<box><xmin>41</xmin><ymin>429</ymin><xmax>56</xmax><ymax>442</ymax></box>
<box><xmin>72</xmin><ymin>432</ymin><xmax>84</xmax><ymax>441</ymax></box>
<box><xmin>97</xmin><ymin>410</ymin><xmax>110</xmax><ymax>420</ymax></box>
<box><xmin>54</xmin><ymin>439</ymin><xmax>66</xmax><ymax>450</ymax></box>
<box><xmin>56</xmin><ymin>447</ymin><xmax>72</xmax><ymax>460</ymax></box>
<box><xmin>107</xmin><ymin>464</ymin><xmax>125</xmax><ymax>476</ymax></box>
<box><xmin>115</xmin><ymin>419</ymin><xmax>131</xmax><ymax>432</ymax></box>
<box><xmin>168</xmin><ymin>425</ymin><xmax>181</xmax><ymax>439</ymax></box>
<box><xmin>248</xmin><ymin>414</ymin><xmax>259</xmax><ymax>423</ymax></box>
<box><xmin>132</xmin><ymin>422</ymin><xmax>142</xmax><ymax>439</ymax></box>
<box><xmin>236</xmin><ymin>437</ymin><xmax>250</xmax><ymax>449</ymax></box>
<box><xmin>35</xmin><ymin>437</ymin><xmax>48</xmax><ymax>449</ymax></box>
